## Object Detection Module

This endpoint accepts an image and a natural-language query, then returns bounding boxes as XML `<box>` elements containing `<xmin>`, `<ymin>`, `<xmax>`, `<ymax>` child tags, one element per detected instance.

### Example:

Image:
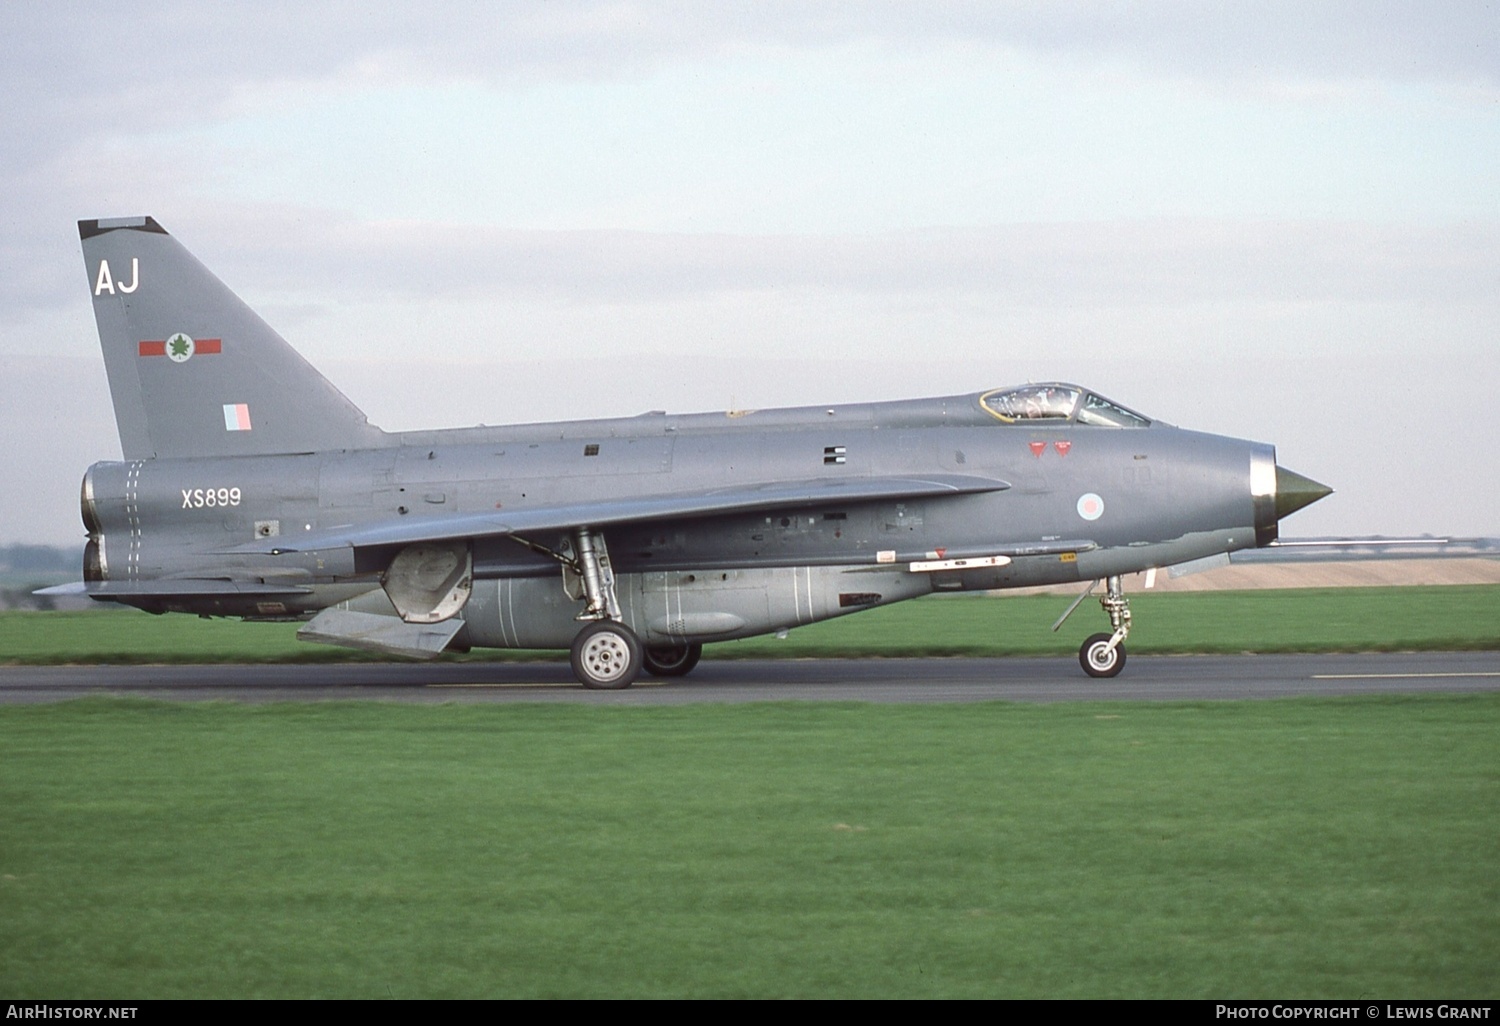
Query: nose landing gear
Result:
<box><xmin>1054</xmin><ymin>575</ymin><xmax>1133</xmax><ymax>678</ymax></box>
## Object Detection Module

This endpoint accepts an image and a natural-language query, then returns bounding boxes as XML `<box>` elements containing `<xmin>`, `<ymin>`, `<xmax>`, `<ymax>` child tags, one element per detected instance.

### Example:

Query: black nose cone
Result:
<box><xmin>1276</xmin><ymin>466</ymin><xmax>1333</xmax><ymax>520</ymax></box>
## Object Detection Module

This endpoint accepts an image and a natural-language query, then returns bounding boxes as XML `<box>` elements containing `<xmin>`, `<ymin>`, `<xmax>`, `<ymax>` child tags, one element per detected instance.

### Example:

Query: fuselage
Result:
<box><xmin>81</xmin><ymin>386</ymin><xmax>1276</xmax><ymax>644</ymax></box>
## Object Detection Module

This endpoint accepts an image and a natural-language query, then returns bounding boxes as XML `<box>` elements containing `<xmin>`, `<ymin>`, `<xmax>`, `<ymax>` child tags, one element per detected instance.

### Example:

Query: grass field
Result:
<box><xmin>1</xmin><ymin>694</ymin><xmax>1496</xmax><ymax>999</ymax></box>
<box><xmin>3</xmin><ymin>587</ymin><xmax>1496</xmax><ymax>997</ymax></box>
<box><xmin>2</xmin><ymin>584</ymin><xmax>1498</xmax><ymax>664</ymax></box>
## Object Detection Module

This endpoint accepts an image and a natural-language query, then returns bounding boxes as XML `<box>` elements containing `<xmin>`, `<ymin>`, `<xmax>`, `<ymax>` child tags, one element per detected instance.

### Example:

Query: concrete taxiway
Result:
<box><xmin>0</xmin><ymin>652</ymin><xmax>1496</xmax><ymax>705</ymax></box>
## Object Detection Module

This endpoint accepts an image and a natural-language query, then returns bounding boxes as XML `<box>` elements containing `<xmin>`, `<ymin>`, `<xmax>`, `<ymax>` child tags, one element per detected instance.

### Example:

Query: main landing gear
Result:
<box><xmin>1054</xmin><ymin>575</ymin><xmax>1133</xmax><ymax>679</ymax></box>
<box><xmin>642</xmin><ymin>642</ymin><xmax>703</xmax><ymax>678</ymax></box>
<box><xmin>562</xmin><ymin>526</ymin><xmax>644</xmax><ymax>690</ymax></box>
<box><xmin>569</xmin><ymin>628</ymin><xmax>704</xmax><ymax>688</ymax></box>
<box><xmin>570</xmin><ymin>619</ymin><xmax>643</xmax><ymax>689</ymax></box>
<box><xmin>551</xmin><ymin>526</ymin><xmax>704</xmax><ymax>689</ymax></box>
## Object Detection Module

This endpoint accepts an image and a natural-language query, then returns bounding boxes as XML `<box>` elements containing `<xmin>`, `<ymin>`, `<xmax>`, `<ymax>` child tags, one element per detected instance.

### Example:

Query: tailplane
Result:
<box><xmin>79</xmin><ymin>216</ymin><xmax>386</xmax><ymax>459</ymax></box>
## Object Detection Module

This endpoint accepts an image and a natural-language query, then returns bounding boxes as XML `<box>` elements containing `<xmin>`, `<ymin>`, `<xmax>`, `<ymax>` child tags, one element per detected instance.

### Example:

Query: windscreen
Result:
<box><xmin>980</xmin><ymin>384</ymin><xmax>1150</xmax><ymax>426</ymax></box>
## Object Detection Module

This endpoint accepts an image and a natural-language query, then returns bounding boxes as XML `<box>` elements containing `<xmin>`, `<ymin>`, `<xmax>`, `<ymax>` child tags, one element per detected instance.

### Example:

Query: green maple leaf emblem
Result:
<box><xmin>169</xmin><ymin>335</ymin><xmax>190</xmax><ymax>358</ymax></box>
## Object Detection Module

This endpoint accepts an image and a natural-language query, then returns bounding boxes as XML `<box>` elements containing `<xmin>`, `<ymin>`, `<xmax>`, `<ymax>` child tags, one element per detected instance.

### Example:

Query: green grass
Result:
<box><xmin>1</xmin><ymin>695</ymin><xmax>1495</xmax><ymax>998</ymax></box>
<box><xmin>724</xmin><ymin>585</ymin><xmax>1500</xmax><ymax>658</ymax></box>
<box><xmin>0</xmin><ymin>607</ymin><xmax>387</xmax><ymax>664</ymax></box>
<box><xmin>3</xmin><ymin>585</ymin><xmax>1498</xmax><ymax>664</ymax></box>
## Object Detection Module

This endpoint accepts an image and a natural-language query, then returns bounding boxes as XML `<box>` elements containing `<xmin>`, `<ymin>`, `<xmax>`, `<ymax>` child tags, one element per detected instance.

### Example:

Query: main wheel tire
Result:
<box><xmin>1080</xmin><ymin>632</ymin><xmax>1126</xmax><ymax>678</ymax></box>
<box><xmin>641</xmin><ymin>642</ymin><xmax>703</xmax><ymax>678</ymax></box>
<box><xmin>570</xmin><ymin>621</ymin><xmax>644</xmax><ymax>690</ymax></box>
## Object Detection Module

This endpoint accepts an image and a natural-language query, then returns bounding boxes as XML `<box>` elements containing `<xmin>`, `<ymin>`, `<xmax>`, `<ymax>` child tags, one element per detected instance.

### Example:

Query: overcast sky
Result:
<box><xmin>2</xmin><ymin>1</ymin><xmax>1497</xmax><ymax>548</ymax></box>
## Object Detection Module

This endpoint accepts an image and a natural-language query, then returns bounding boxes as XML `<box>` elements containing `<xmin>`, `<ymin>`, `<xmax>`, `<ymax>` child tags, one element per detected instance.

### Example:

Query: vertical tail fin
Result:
<box><xmin>80</xmin><ymin>216</ymin><xmax>386</xmax><ymax>459</ymax></box>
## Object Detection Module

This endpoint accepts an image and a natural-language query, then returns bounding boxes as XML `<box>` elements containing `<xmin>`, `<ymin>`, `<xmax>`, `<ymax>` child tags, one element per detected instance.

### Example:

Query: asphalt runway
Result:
<box><xmin>0</xmin><ymin>651</ymin><xmax>1497</xmax><ymax>704</ymax></box>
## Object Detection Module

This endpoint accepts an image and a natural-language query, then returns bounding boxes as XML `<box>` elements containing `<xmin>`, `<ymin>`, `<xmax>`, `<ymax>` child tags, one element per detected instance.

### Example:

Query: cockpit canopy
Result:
<box><xmin>979</xmin><ymin>384</ymin><xmax>1151</xmax><ymax>427</ymax></box>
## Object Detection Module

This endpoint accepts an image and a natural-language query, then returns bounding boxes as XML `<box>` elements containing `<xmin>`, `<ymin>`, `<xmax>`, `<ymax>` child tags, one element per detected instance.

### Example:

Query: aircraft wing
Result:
<box><xmin>227</xmin><ymin>473</ymin><xmax>1010</xmax><ymax>555</ymax></box>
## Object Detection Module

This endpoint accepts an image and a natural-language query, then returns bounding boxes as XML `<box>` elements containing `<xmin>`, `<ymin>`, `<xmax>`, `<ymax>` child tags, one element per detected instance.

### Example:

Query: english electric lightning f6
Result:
<box><xmin>52</xmin><ymin>217</ymin><xmax>1330</xmax><ymax>687</ymax></box>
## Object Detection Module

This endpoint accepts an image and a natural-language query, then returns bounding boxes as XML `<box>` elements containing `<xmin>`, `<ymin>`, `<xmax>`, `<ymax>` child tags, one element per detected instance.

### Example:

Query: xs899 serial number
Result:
<box><xmin>181</xmin><ymin>487</ymin><xmax>242</xmax><ymax>508</ymax></box>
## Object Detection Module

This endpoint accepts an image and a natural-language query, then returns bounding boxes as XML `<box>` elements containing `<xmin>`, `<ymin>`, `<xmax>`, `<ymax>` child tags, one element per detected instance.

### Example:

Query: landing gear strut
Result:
<box><xmin>512</xmin><ymin>525</ymin><xmax>690</xmax><ymax>689</ymax></box>
<box><xmin>1055</xmin><ymin>575</ymin><xmax>1132</xmax><ymax>679</ymax></box>
<box><xmin>564</xmin><ymin>526</ymin><xmax>643</xmax><ymax>690</ymax></box>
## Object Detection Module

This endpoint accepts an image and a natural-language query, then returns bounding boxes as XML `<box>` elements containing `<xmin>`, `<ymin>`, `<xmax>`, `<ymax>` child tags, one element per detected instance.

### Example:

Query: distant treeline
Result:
<box><xmin>0</xmin><ymin>544</ymin><xmax>81</xmax><ymax>573</ymax></box>
<box><xmin>0</xmin><ymin>545</ymin><xmax>81</xmax><ymax>610</ymax></box>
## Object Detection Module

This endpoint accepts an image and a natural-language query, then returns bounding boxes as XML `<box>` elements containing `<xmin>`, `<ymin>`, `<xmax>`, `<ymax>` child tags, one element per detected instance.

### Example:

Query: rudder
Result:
<box><xmin>80</xmin><ymin>216</ymin><xmax>387</xmax><ymax>459</ymax></box>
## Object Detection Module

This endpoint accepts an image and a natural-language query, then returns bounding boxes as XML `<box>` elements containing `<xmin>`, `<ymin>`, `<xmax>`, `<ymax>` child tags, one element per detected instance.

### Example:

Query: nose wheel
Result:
<box><xmin>1080</xmin><ymin>632</ymin><xmax>1126</xmax><ymax>678</ymax></box>
<box><xmin>1055</xmin><ymin>575</ymin><xmax>1132</xmax><ymax>679</ymax></box>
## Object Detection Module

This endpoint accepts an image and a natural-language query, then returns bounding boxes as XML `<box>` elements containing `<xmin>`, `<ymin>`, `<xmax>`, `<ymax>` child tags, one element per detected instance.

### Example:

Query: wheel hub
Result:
<box><xmin>580</xmin><ymin>632</ymin><xmax>631</xmax><ymax>682</ymax></box>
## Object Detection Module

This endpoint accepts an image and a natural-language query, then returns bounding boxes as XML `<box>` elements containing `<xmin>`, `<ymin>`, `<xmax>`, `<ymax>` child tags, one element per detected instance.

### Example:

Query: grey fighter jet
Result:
<box><xmin>50</xmin><ymin>216</ymin><xmax>1331</xmax><ymax>687</ymax></box>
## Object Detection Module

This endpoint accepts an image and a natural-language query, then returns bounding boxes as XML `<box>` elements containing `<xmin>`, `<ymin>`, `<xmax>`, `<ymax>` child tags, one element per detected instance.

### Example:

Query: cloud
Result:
<box><xmin>950</xmin><ymin>1</ymin><xmax>1500</xmax><ymax>88</ymax></box>
<box><xmin>7</xmin><ymin>3</ymin><xmax>1493</xmax><ymax>169</ymax></box>
<box><xmin>63</xmin><ymin>212</ymin><xmax>1497</xmax><ymax>308</ymax></box>
<box><xmin>3</xmin><ymin>3</ymin><xmax>1497</xmax><ymax>545</ymax></box>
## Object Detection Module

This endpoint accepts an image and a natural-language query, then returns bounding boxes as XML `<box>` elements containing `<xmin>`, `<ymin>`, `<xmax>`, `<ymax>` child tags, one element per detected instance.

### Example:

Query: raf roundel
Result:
<box><xmin>166</xmin><ymin>332</ymin><xmax>195</xmax><ymax>363</ymax></box>
<box><xmin>1076</xmin><ymin>492</ymin><xmax>1105</xmax><ymax>521</ymax></box>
